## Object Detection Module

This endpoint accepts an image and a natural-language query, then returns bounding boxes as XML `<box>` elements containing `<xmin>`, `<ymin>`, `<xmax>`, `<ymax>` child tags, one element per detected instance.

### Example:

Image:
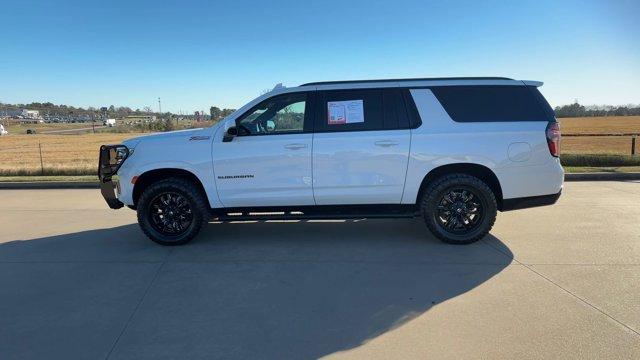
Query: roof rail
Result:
<box><xmin>300</xmin><ymin>77</ymin><xmax>513</xmax><ymax>86</ymax></box>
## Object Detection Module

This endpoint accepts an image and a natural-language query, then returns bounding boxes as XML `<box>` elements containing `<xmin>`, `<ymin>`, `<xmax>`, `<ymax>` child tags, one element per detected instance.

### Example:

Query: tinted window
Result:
<box><xmin>401</xmin><ymin>89</ymin><xmax>422</xmax><ymax>128</ymax></box>
<box><xmin>315</xmin><ymin>89</ymin><xmax>409</xmax><ymax>132</ymax></box>
<box><xmin>431</xmin><ymin>85</ymin><xmax>552</xmax><ymax>122</ymax></box>
<box><xmin>383</xmin><ymin>89</ymin><xmax>408</xmax><ymax>129</ymax></box>
<box><xmin>237</xmin><ymin>93</ymin><xmax>307</xmax><ymax>135</ymax></box>
<box><xmin>528</xmin><ymin>86</ymin><xmax>556</xmax><ymax>121</ymax></box>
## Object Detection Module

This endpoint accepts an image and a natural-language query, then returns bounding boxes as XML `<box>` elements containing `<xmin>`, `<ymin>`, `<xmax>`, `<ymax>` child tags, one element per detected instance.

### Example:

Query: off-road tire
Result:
<box><xmin>137</xmin><ymin>178</ymin><xmax>209</xmax><ymax>246</ymax></box>
<box><xmin>420</xmin><ymin>173</ymin><xmax>497</xmax><ymax>244</ymax></box>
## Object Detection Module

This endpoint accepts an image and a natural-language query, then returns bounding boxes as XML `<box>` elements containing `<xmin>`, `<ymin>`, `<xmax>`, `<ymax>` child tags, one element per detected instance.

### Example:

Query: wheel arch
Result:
<box><xmin>416</xmin><ymin>163</ymin><xmax>504</xmax><ymax>210</ymax></box>
<box><xmin>132</xmin><ymin>168</ymin><xmax>208</xmax><ymax>208</ymax></box>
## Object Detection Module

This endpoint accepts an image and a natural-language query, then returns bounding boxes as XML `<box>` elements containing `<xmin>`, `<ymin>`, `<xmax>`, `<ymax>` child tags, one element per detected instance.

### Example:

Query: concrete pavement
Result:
<box><xmin>0</xmin><ymin>182</ymin><xmax>639</xmax><ymax>359</ymax></box>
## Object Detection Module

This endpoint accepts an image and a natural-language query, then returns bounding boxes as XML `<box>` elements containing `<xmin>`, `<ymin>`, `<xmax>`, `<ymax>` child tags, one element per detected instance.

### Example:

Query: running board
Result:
<box><xmin>211</xmin><ymin>204</ymin><xmax>419</xmax><ymax>222</ymax></box>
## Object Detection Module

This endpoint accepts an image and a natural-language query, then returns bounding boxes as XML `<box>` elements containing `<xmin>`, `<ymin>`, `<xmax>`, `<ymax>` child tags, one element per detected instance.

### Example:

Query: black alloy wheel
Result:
<box><xmin>137</xmin><ymin>178</ymin><xmax>209</xmax><ymax>246</ymax></box>
<box><xmin>420</xmin><ymin>173</ymin><xmax>497</xmax><ymax>244</ymax></box>
<box><xmin>149</xmin><ymin>192</ymin><xmax>194</xmax><ymax>235</ymax></box>
<box><xmin>435</xmin><ymin>187</ymin><xmax>484</xmax><ymax>234</ymax></box>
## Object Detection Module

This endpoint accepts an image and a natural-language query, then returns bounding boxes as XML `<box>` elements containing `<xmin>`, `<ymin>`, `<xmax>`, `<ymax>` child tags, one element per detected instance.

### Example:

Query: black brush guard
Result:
<box><xmin>98</xmin><ymin>144</ymin><xmax>129</xmax><ymax>209</ymax></box>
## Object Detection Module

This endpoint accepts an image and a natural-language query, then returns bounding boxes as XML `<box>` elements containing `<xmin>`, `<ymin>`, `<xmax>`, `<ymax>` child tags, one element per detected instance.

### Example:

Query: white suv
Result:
<box><xmin>99</xmin><ymin>77</ymin><xmax>563</xmax><ymax>245</ymax></box>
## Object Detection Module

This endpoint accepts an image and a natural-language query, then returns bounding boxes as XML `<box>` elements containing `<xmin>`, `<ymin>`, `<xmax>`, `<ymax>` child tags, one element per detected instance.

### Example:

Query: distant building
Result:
<box><xmin>21</xmin><ymin>109</ymin><xmax>41</xmax><ymax>119</ymax></box>
<box><xmin>126</xmin><ymin>115</ymin><xmax>157</xmax><ymax>121</ymax></box>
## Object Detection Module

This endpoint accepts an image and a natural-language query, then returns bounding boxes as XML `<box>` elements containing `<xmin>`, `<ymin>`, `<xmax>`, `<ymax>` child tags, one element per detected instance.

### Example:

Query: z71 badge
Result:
<box><xmin>189</xmin><ymin>136</ymin><xmax>211</xmax><ymax>141</ymax></box>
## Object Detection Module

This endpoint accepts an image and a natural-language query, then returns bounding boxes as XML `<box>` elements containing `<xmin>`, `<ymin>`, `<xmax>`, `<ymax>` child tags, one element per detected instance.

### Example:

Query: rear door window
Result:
<box><xmin>430</xmin><ymin>85</ymin><xmax>553</xmax><ymax>122</ymax></box>
<box><xmin>316</xmin><ymin>89</ymin><xmax>383</xmax><ymax>132</ymax></box>
<box><xmin>315</xmin><ymin>88</ymin><xmax>411</xmax><ymax>132</ymax></box>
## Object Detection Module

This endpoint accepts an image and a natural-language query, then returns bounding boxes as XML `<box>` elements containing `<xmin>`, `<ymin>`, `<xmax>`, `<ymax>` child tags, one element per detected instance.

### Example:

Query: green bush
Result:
<box><xmin>561</xmin><ymin>154</ymin><xmax>640</xmax><ymax>167</ymax></box>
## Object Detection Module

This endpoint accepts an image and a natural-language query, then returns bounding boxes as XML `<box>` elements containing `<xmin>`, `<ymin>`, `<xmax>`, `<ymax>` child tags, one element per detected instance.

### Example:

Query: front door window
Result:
<box><xmin>237</xmin><ymin>93</ymin><xmax>306</xmax><ymax>135</ymax></box>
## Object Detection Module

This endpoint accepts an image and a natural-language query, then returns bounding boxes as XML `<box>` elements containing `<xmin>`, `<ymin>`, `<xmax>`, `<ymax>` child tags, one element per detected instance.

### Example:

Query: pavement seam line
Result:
<box><xmin>481</xmin><ymin>238</ymin><xmax>640</xmax><ymax>338</ymax></box>
<box><xmin>104</xmin><ymin>248</ymin><xmax>173</xmax><ymax>360</ymax></box>
<box><xmin>522</xmin><ymin>264</ymin><xmax>640</xmax><ymax>337</ymax></box>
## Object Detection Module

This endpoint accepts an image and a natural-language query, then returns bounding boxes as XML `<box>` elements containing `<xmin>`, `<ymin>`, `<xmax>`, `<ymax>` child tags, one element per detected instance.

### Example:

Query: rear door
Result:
<box><xmin>312</xmin><ymin>88</ymin><xmax>411</xmax><ymax>205</ymax></box>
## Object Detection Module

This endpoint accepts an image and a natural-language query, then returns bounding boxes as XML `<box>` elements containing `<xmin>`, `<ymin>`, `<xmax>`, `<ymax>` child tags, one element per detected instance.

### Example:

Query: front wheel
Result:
<box><xmin>420</xmin><ymin>174</ymin><xmax>497</xmax><ymax>244</ymax></box>
<box><xmin>137</xmin><ymin>178</ymin><xmax>209</xmax><ymax>245</ymax></box>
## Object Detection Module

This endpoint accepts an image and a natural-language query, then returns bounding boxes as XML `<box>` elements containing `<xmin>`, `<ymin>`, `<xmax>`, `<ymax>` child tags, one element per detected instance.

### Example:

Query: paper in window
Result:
<box><xmin>327</xmin><ymin>100</ymin><xmax>364</xmax><ymax>124</ymax></box>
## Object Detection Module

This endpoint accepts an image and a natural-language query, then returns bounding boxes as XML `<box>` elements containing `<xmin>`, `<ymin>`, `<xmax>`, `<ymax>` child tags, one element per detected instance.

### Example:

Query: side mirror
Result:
<box><xmin>223</xmin><ymin>126</ymin><xmax>238</xmax><ymax>142</ymax></box>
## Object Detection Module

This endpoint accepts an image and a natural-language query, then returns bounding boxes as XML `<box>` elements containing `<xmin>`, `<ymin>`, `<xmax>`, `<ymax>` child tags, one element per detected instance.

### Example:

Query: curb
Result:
<box><xmin>564</xmin><ymin>172</ymin><xmax>640</xmax><ymax>181</ymax></box>
<box><xmin>1</xmin><ymin>173</ymin><xmax>639</xmax><ymax>190</ymax></box>
<box><xmin>0</xmin><ymin>181</ymin><xmax>99</xmax><ymax>189</ymax></box>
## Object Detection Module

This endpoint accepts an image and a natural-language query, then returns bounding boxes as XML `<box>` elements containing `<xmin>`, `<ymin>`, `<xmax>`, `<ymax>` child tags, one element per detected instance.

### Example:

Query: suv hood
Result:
<box><xmin>122</xmin><ymin>128</ymin><xmax>212</xmax><ymax>148</ymax></box>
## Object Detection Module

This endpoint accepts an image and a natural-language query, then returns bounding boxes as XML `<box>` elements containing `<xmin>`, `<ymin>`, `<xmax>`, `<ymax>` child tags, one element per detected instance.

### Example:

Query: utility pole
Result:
<box><xmin>158</xmin><ymin>97</ymin><xmax>162</xmax><ymax>115</ymax></box>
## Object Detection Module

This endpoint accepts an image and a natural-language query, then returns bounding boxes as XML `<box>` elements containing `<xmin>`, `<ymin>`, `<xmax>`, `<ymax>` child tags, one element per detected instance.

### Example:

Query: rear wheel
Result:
<box><xmin>420</xmin><ymin>174</ymin><xmax>497</xmax><ymax>244</ymax></box>
<box><xmin>137</xmin><ymin>178</ymin><xmax>209</xmax><ymax>245</ymax></box>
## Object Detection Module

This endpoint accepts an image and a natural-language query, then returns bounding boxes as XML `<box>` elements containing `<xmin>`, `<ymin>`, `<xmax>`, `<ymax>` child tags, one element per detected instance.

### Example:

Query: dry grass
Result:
<box><xmin>0</xmin><ymin>132</ymin><xmax>145</xmax><ymax>176</ymax></box>
<box><xmin>1</xmin><ymin>116</ymin><xmax>639</xmax><ymax>176</ymax></box>
<box><xmin>559</xmin><ymin>116</ymin><xmax>640</xmax><ymax>134</ymax></box>
<box><xmin>559</xmin><ymin>116</ymin><xmax>640</xmax><ymax>154</ymax></box>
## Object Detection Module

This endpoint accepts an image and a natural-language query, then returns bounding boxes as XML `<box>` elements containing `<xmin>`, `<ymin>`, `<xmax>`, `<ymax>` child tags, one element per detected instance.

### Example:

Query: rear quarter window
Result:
<box><xmin>430</xmin><ymin>85</ymin><xmax>553</xmax><ymax>122</ymax></box>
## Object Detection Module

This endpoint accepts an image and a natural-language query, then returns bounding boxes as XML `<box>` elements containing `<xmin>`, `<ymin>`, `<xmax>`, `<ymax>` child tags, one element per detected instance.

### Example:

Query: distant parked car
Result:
<box><xmin>26</xmin><ymin>129</ymin><xmax>37</xmax><ymax>134</ymax></box>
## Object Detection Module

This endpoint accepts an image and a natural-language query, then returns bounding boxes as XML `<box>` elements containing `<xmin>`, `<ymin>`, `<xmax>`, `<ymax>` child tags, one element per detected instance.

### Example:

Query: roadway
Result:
<box><xmin>41</xmin><ymin>125</ymin><xmax>107</xmax><ymax>134</ymax></box>
<box><xmin>0</xmin><ymin>181</ymin><xmax>639</xmax><ymax>359</ymax></box>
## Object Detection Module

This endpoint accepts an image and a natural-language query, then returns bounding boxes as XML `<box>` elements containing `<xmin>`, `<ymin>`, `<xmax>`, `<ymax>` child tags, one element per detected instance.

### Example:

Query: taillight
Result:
<box><xmin>546</xmin><ymin>122</ymin><xmax>561</xmax><ymax>157</ymax></box>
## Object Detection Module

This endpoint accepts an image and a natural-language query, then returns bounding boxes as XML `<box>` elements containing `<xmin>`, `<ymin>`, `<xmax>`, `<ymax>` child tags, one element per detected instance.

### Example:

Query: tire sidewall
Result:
<box><xmin>137</xmin><ymin>180</ymin><xmax>204</xmax><ymax>245</ymax></box>
<box><xmin>422</xmin><ymin>175</ymin><xmax>497</xmax><ymax>244</ymax></box>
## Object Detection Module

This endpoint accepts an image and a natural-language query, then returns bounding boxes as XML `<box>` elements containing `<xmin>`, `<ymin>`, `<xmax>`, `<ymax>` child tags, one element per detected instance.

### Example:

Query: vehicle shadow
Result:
<box><xmin>0</xmin><ymin>219</ymin><xmax>513</xmax><ymax>359</ymax></box>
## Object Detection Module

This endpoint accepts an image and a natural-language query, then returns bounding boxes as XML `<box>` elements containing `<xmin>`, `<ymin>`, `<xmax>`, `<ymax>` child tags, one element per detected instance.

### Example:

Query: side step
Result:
<box><xmin>211</xmin><ymin>204</ymin><xmax>419</xmax><ymax>222</ymax></box>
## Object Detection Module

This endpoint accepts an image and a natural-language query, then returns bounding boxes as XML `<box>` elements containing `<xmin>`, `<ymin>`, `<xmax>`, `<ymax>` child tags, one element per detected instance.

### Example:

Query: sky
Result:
<box><xmin>1</xmin><ymin>0</ymin><xmax>639</xmax><ymax>113</ymax></box>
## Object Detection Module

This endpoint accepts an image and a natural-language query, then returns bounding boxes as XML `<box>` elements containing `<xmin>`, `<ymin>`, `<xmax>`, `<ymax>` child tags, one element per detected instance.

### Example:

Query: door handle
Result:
<box><xmin>284</xmin><ymin>143</ymin><xmax>307</xmax><ymax>150</ymax></box>
<box><xmin>374</xmin><ymin>140</ymin><xmax>399</xmax><ymax>147</ymax></box>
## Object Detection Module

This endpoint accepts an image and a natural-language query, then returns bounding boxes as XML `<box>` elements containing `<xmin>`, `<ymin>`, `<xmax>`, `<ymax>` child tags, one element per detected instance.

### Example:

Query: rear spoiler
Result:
<box><xmin>522</xmin><ymin>80</ymin><xmax>543</xmax><ymax>87</ymax></box>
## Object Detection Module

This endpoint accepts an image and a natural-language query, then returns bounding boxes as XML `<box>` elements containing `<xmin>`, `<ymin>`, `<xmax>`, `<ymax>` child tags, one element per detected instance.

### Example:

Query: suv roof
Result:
<box><xmin>301</xmin><ymin>77</ymin><xmax>513</xmax><ymax>86</ymax></box>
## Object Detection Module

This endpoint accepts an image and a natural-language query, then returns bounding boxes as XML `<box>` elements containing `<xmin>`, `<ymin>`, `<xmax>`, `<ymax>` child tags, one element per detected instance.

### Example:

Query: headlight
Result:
<box><xmin>115</xmin><ymin>147</ymin><xmax>129</xmax><ymax>162</ymax></box>
<box><xmin>99</xmin><ymin>145</ymin><xmax>130</xmax><ymax>181</ymax></box>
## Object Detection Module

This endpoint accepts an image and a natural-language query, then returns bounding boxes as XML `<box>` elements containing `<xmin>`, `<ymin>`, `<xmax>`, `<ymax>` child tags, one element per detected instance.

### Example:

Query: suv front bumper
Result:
<box><xmin>98</xmin><ymin>145</ymin><xmax>129</xmax><ymax>209</ymax></box>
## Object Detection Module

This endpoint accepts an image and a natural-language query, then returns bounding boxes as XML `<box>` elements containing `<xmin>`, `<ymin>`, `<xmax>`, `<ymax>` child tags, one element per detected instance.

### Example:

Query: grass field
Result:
<box><xmin>0</xmin><ymin>132</ymin><xmax>144</xmax><ymax>176</ymax></box>
<box><xmin>559</xmin><ymin>116</ymin><xmax>640</xmax><ymax>134</ymax></box>
<box><xmin>559</xmin><ymin>116</ymin><xmax>640</xmax><ymax>154</ymax></box>
<box><xmin>1</xmin><ymin>116</ymin><xmax>639</xmax><ymax>177</ymax></box>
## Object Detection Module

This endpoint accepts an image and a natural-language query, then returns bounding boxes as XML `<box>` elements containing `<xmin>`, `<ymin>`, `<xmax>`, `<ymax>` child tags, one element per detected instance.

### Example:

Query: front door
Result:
<box><xmin>213</xmin><ymin>92</ymin><xmax>314</xmax><ymax>207</ymax></box>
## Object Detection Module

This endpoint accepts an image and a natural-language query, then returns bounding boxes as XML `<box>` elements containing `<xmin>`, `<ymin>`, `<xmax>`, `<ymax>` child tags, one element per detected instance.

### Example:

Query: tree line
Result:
<box><xmin>3</xmin><ymin>100</ymin><xmax>639</xmax><ymax>120</ymax></box>
<box><xmin>554</xmin><ymin>103</ymin><xmax>640</xmax><ymax>118</ymax></box>
<box><xmin>0</xmin><ymin>101</ymin><xmax>238</xmax><ymax>122</ymax></box>
<box><xmin>209</xmin><ymin>106</ymin><xmax>235</xmax><ymax>122</ymax></box>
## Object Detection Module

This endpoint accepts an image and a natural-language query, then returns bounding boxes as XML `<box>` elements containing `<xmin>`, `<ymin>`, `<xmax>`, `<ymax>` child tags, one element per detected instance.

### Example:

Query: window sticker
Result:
<box><xmin>328</xmin><ymin>100</ymin><xmax>364</xmax><ymax>125</ymax></box>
